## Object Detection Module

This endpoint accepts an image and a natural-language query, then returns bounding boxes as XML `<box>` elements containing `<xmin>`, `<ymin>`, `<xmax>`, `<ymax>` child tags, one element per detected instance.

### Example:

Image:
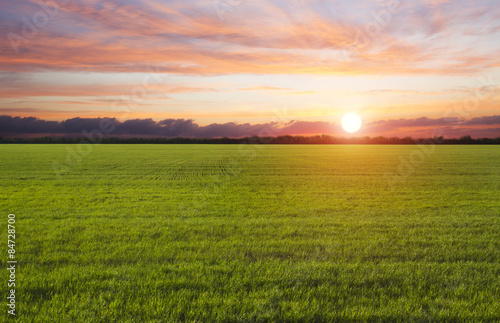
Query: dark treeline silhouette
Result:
<box><xmin>1</xmin><ymin>135</ymin><xmax>499</xmax><ymax>144</ymax></box>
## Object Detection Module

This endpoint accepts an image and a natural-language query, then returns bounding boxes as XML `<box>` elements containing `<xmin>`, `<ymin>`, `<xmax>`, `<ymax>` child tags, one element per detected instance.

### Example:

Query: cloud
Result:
<box><xmin>2</xmin><ymin>114</ymin><xmax>499</xmax><ymax>138</ymax></box>
<box><xmin>0</xmin><ymin>79</ymin><xmax>215</xmax><ymax>99</ymax></box>
<box><xmin>277</xmin><ymin>120</ymin><xmax>339</xmax><ymax>135</ymax></box>
<box><xmin>366</xmin><ymin>116</ymin><xmax>463</xmax><ymax>130</ymax></box>
<box><xmin>463</xmin><ymin>115</ymin><xmax>500</xmax><ymax>125</ymax></box>
<box><xmin>238</xmin><ymin>86</ymin><xmax>315</xmax><ymax>95</ymax></box>
<box><xmin>1</xmin><ymin>0</ymin><xmax>500</xmax><ymax>76</ymax></box>
<box><xmin>363</xmin><ymin>115</ymin><xmax>500</xmax><ymax>138</ymax></box>
<box><xmin>0</xmin><ymin>115</ymin><xmax>275</xmax><ymax>138</ymax></box>
<box><xmin>239</xmin><ymin>86</ymin><xmax>290</xmax><ymax>92</ymax></box>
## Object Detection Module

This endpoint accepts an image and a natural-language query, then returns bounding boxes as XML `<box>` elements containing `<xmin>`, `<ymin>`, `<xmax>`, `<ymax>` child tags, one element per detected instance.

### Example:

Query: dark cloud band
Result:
<box><xmin>1</xmin><ymin>115</ymin><xmax>500</xmax><ymax>138</ymax></box>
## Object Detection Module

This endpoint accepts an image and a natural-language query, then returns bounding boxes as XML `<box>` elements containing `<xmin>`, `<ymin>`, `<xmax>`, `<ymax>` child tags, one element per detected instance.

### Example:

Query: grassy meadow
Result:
<box><xmin>1</xmin><ymin>144</ymin><xmax>500</xmax><ymax>322</ymax></box>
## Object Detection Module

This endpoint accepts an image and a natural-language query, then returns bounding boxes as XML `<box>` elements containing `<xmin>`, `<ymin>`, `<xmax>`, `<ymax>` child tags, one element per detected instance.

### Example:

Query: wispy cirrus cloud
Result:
<box><xmin>238</xmin><ymin>86</ymin><xmax>316</xmax><ymax>95</ymax></box>
<box><xmin>2</xmin><ymin>0</ymin><xmax>500</xmax><ymax>75</ymax></box>
<box><xmin>0</xmin><ymin>79</ymin><xmax>216</xmax><ymax>99</ymax></box>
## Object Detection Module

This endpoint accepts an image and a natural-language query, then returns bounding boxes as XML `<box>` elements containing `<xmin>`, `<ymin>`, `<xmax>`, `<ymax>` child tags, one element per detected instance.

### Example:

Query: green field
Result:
<box><xmin>1</xmin><ymin>144</ymin><xmax>500</xmax><ymax>322</ymax></box>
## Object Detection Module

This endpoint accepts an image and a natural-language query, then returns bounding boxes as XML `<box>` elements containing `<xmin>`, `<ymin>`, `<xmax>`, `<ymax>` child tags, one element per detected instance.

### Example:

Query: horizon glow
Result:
<box><xmin>0</xmin><ymin>0</ymin><xmax>499</xmax><ymax>138</ymax></box>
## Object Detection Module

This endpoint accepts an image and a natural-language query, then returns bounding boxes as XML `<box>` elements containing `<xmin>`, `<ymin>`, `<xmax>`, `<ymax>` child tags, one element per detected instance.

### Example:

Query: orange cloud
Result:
<box><xmin>2</xmin><ymin>0</ymin><xmax>499</xmax><ymax>76</ymax></box>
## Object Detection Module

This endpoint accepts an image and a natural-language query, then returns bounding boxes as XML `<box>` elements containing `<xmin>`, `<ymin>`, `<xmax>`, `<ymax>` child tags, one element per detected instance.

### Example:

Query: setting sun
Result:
<box><xmin>341</xmin><ymin>113</ymin><xmax>362</xmax><ymax>133</ymax></box>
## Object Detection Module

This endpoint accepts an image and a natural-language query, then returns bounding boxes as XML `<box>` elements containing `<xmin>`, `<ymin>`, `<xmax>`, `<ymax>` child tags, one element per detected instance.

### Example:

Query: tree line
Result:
<box><xmin>1</xmin><ymin>135</ymin><xmax>499</xmax><ymax>144</ymax></box>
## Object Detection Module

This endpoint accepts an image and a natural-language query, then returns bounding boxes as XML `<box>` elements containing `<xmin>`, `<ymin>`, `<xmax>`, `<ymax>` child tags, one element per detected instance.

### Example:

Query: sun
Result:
<box><xmin>341</xmin><ymin>113</ymin><xmax>362</xmax><ymax>133</ymax></box>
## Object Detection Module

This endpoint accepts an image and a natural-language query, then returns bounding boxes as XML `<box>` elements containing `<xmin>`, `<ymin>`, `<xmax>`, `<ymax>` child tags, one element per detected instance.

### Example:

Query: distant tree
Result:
<box><xmin>459</xmin><ymin>135</ymin><xmax>473</xmax><ymax>144</ymax></box>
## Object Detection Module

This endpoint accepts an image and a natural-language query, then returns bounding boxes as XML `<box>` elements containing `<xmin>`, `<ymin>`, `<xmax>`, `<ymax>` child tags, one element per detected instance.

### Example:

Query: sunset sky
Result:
<box><xmin>1</xmin><ymin>0</ymin><xmax>499</xmax><ymax>138</ymax></box>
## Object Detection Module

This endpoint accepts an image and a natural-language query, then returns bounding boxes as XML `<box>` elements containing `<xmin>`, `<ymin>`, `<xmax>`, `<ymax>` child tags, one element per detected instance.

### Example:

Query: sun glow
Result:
<box><xmin>341</xmin><ymin>113</ymin><xmax>362</xmax><ymax>133</ymax></box>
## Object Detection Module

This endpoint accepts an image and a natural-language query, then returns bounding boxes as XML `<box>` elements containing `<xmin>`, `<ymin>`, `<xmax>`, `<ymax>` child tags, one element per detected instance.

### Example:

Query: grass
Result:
<box><xmin>1</xmin><ymin>144</ymin><xmax>499</xmax><ymax>322</ymax></box>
